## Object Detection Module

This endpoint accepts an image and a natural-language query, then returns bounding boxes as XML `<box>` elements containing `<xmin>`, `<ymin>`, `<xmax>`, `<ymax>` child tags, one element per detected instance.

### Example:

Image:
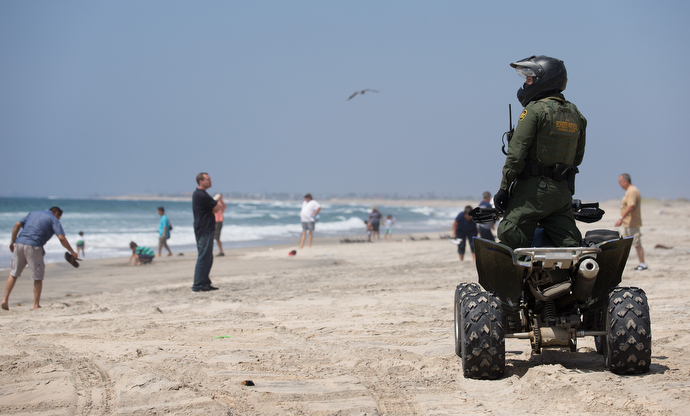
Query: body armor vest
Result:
<box><xmin>528</xmin><ymin>98</ymin><xmax>582</xmax><ymax>167</ymax></box>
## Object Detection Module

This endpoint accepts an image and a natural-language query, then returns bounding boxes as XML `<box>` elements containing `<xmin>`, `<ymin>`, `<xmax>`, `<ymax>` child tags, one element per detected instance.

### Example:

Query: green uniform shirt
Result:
<box><xmin>500</xmin><ymin>93</ymin><xmax>587</xmax><ymax>190</ymax></box>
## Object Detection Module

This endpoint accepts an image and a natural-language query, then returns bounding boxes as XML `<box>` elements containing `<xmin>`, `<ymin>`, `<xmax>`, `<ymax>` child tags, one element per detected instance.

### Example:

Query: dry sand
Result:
<box><xmin>1</xmin><ymin>199</ymin><xmax>689</xmax><ymax>415</ymax></box>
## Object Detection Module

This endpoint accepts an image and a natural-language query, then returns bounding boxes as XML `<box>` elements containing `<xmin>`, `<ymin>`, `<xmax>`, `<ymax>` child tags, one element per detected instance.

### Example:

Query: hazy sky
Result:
<box><xmin>2</xmin><ymin>1</ymin><xmax>688</xmax><ymax>201</ymax></box>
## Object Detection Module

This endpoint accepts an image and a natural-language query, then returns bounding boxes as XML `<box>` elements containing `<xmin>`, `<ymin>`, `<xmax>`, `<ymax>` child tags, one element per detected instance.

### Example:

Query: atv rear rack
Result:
<box><xmin>514</xmin><ymin>247</ymin><xmax>602</xmax><ymax>269</ymax></box>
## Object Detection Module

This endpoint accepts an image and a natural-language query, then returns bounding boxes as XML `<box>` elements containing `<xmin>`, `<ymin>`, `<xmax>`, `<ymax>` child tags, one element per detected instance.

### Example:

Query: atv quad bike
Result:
<box><xmin>454</xmin><ymin>200</ymin><xmax>652</xmax><ymax>379</ymax></box>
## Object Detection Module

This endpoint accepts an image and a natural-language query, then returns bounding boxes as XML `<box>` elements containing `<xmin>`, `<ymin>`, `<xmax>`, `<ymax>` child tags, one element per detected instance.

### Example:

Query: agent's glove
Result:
<box><xmin>494</xmin><ymin>189</ymin><xmax>509</xmax><ymax>211</ymax></box>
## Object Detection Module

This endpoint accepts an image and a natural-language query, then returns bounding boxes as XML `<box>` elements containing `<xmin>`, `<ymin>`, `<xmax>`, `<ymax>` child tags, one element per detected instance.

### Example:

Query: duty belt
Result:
<box><xmin>519</xmin><ymin>163</ymin><xmax>578</xmax><ymax>194</ymax></box>
<box><xmin>521</xmin><ymin>164</ymin><xmax>556</xmax><ymax>179</ymax></box>
<box><xmin>520</xmin><ymin>163</ymin><xmax>576</xmax><ymax>184</ymax></box>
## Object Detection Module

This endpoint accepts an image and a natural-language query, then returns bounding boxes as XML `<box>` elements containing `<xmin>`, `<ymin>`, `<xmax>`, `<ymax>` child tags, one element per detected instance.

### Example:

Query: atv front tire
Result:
<box><xmin>605</xmin><ymin>287</ymin><xmax>652</xmax><ymax>374</ymax></box>
<box><xmin>460</xmin><ymin>291</ymin><xmax>505</xmax><ymax>379</ymax></box>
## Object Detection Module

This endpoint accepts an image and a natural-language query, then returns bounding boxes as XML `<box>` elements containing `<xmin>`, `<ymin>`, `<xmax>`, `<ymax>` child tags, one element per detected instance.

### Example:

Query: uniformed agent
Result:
<box><xmin>494</xmin><ymin>55</ymin><xmax>587</xmax><ymax>249</ymax></box>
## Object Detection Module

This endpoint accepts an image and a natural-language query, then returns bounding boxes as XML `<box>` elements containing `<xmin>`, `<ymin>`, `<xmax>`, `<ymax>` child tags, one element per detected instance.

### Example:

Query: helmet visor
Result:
<box><xmin>516</xmin><ymin>66</ymin><xmax>536</xmax><ymax>78</ymax></box>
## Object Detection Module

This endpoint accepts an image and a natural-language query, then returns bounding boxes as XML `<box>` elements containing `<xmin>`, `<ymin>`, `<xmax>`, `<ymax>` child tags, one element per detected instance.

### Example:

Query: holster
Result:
<box><xmin>553</xmin><ymin>163</ymin><xmax>569</xmax><ymax>182</ymax></box>
<box><xmin>566</xmin><ymin>166</ymin><xmax>579</xmax><ymax>195</ymax></box>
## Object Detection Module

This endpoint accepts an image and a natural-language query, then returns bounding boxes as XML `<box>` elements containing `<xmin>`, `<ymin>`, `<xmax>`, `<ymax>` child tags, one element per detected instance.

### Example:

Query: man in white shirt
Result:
<box><xmin>299</xmin><ymin>193</ymin><xmax>321</xmax><ymax>248</ymax></box>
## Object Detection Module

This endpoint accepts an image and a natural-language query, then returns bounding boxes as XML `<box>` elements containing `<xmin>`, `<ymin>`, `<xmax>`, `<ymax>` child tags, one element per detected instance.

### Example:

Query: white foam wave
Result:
<box><xmin>409</xmin><ymin>206</ymin><xmax>435</xmax><ymax>216</ymax></box>
<box><xmin>0</xmin><ymin>199</ymin><xmax>457</xmax><ymax>269</ymax></box>
<box><xmin>315</xmin><ymin>217</ymin><xmax>367</xmax><ymax>232</ymax></box>
<box><xmin>1</xmin><ymin>217</ymin><xmax>371</xmax><ymax>256</ymax></box>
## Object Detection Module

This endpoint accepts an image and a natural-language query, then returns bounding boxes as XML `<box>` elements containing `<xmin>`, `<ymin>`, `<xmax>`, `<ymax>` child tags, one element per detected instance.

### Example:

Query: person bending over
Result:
<box><xmin>129</xmin><ymin>241</ymin><xmax>155</xmax><ymax>266</ymax></box>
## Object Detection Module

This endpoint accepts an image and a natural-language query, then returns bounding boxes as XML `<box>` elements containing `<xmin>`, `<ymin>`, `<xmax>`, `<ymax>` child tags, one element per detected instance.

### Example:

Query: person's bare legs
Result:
<box><xmin>458</xmin><ymin>254</ymin><xmax>464</xmax><ymax>261</ymax></box>
<box><xmin>164</xmin><ymin>240</ymin><xmax>172</xmax><ymax>256</ymax></box>
<box><xmin>308</xmin><ymin>231</ymin><xmax>314</xmax><ymax>248</ymax></box>
<box><xmin>215</xmin><ymin>239</ymin><xmax>224</xmax><ymax>255</ymax></box>
<box><xmin>636</xmin><ymin>245</ymin><xmax>645</xmax><ymax>264</ymax></box>
<box><xmin>2</xmin><ymin>275</ymin><xmax>18</xmax><ymax>310</ymax></box>
<box><xmin>158</xmin><ymin>239</ymin><xmax>172</xmax><ymax>257</ymax></box>
<box><xmin>299</xmin><ymin>231</ymin><xmax>306</xmax><ymax>249</ymax></box>
<box><xmin>33</xmin><ymin>280</ymin><xmax>42</xmax><ymax>309</ymax></box>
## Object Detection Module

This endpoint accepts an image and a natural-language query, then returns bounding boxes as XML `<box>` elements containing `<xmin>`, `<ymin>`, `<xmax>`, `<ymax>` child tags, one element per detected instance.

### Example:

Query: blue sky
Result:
<box><xmin>1</xmin><ymin>1</ymin><xmax>688</xmax><ymax>201</ymax></box>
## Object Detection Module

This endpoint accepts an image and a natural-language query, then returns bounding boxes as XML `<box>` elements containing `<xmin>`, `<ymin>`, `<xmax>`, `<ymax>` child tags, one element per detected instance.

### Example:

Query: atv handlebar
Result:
<box><xmin>469</xmin><ymin>200</ymin><xmax>605</xmax><ymax>225</ymax></box>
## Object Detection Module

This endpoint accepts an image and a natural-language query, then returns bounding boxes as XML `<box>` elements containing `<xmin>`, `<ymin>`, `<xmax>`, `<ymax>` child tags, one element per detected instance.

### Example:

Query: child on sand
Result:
<box><xmin>384</xmin><ymin>215</ymin><xmax>395</xmax><ymax>241</ymax></box>
<box><xmin>129</xmin><ymin>242</ymin><xmax>155</xmax><ymax>266</ymax></box>
<box><xmin>76</xmin><ymin>231</ymin><xmax>85</xmax><ymax>257</ymax></box>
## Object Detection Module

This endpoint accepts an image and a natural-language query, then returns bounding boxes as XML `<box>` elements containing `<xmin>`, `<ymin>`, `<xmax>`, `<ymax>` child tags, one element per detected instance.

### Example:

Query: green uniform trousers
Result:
<box><xmin>497</xmin><ymin>176</ymin><xmax>581</xmax><ymax>249</ymax></box>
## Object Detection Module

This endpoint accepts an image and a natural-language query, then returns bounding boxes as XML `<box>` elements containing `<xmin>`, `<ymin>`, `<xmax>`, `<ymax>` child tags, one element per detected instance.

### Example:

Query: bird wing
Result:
<box><xmin>363</xmin><ymin>89</ymin><xmax>379</xmax><ymax>93</ymax></box>
<box><xmin>348</xmin><ymin>92</ymin><xmax>359</xmax><ymax>100</ymax></box>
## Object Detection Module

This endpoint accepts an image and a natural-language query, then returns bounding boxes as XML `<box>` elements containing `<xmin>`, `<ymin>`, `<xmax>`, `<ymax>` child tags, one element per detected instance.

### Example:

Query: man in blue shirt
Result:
<box><xmin>2</xmin><ymin>207</ymin><xmax>79</xmax><ymax>311</ymax></box>
<box><xmin>452</xmin><ymin>206</ymin><xmax>478</xmax><ymax>262</ymax></box>
<box><xmin>157</xmin><ymin>206</ymin><xmax>172</xmax><ymax>257</ymax></box>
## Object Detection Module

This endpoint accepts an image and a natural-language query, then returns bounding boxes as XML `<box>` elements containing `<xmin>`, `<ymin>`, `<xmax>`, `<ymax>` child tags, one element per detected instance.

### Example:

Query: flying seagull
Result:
<box><xmin>348</xmin><ymin>89</ymin><xmax>379</xmax><ymax>100</ymax></box>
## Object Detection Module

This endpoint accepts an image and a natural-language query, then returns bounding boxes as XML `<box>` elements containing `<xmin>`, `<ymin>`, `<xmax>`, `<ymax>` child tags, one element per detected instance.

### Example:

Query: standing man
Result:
<box><xmin>192</xmin><ymin>172</ymin><xmax>222</xmax><ymax>292</ymax></box>
<box><xmin>477</xmin><ymin>191</ymin><xmax>495</xmax><ymax>241</ymax></box>
<box><xmin>494</xmin><ymin>55</ymin><xmax>587</xmax><ymax>249</ymax></box>
<box><xmin>615</xmin><ymin>173</ymin><xmax>647</xmax><ymax>270</ymax></box>
<box><xmin>157</xmin><ymin>206</ymin><xmax>172</xmax><ymax>257</ymax></box>
<box><xmin>298</xmin><ymin>193</ymin><xmax>321</xmax><ymax>249</ymax></box>
<box><xmin>213</xmin><ymin>193</ymin><xmax>226</xmax><ymax>256</ymax></box>
<box><xmin>2</xmin><ymin>207</ymin><xmax>79</xmax><ymax>310</ymax></box>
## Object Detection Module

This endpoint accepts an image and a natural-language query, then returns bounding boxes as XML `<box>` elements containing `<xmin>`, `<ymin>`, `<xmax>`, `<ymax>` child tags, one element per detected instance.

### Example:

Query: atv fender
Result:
<box><xmin>590</xmin><ymin>236</ymin><xmax>633</xmax><ymax>300</ymax></box>
<box><xmin>474</xmin><ymin>237</ymin><xmax>526</xmax><ymax>308</ymax></box>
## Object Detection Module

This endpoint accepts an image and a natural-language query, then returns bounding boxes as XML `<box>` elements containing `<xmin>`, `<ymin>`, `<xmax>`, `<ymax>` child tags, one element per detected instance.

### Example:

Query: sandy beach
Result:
<box><xmin>1</xmin><ymin>199</ymin><xmax>689</xmax><ymax>415</ymax></box>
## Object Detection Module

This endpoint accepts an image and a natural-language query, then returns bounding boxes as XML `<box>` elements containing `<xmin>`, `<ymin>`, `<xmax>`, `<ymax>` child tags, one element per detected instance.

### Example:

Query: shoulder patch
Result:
<box><xmin>519</xmin><ymin>109</ymin><xmax>527</xmax><ymax>122</ymax></box>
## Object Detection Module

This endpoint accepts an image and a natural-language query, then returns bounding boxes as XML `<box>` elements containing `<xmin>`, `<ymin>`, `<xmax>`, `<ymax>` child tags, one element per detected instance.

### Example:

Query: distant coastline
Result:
<box><xmin>92</xmin><ymin>193</ymin><xmax>645</xmax><ymax>208</ymax></box>
<box><xmin>3</xmin><ymin>193</ymin><xmax>682</xmax><ymax>208</ymax></box>
<box><xmin>95</xmin><ymin>194</ymin><xmax>480</xmax><ymax>208</ymax></box>
<box><xmin>95</xmin><ymin>194</ymin><xmax>193</xmax><ymax>202</ymax></box>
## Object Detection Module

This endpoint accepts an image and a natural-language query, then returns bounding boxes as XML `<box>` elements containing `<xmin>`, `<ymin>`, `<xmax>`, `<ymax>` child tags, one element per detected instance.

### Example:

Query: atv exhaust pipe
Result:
<box><xmin>572</xmin><ymin>258</ymin><xmax>599</xmax><ymax>301</ymax></box>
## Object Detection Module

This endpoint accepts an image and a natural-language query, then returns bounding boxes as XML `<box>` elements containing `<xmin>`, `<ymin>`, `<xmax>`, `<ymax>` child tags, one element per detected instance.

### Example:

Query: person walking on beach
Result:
<box><xmin>452</xmin><ymin>205</ymin><xmax>478</xmax><ymax>261</ymax></box>
<box><xmin>615</xmin><ymin>173</ymin><xmax>647</xmax><ymax>270</ymax></box>
<box><xmin>157</xmin><ymin>207</ymin><xmax>172</xmax><ymax>257</ymax></box>
<box><xmin>192</xmin><ymin>173</ymin><xmax>222</xmax><ymax>292</ymax></box>
<box><xmin>367</xmin><ymin>206</ymin><xmax>382</xmax><ymax>241</ymax></box>
<box><xmin>299</xmin><ymin>193</ymin><xmax>321</xmax><ymax>249</ymax></box>
<box><xmin>477</xmin><ymin>192</ymin><xmax>495</xmax><ymax>241</ymax></box>
<box><xmin>494</xmin><ymin>55</ymin><xmax>586</xmax><ymax>249</ymax></box>
<box><xmin>213</xmin><ymin>194</ymin><xmax>226</xmax><ymax>256</ymax></box>
<box><xmin>2</xmin><ymin>207</ymin><xmax>79</xmax><ymax>310</ymax></box>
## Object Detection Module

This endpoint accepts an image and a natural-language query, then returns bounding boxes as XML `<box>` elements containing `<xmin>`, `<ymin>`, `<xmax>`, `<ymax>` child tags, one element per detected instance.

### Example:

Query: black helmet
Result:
<box><xmin>510</xmin><ymin>55</ymin><xmax>567</xmax><ymax>107</ymax></box>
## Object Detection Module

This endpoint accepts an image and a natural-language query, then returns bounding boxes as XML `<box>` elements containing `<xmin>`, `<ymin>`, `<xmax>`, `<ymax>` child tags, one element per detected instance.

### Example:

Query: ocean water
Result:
<box><xmin>0</xmin><ymin>197</ymin><xmax>463</xmax><ymax>269</ymax></box>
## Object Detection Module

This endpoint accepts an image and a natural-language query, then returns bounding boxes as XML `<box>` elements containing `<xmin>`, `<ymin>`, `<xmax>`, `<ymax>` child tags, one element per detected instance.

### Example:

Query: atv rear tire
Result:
<box><xmin>460</xmin><ymin>291</ymin><xmax>505</xmax><ymax>379</ymax></box>
<box><xmin>454</xmin><ymin>283</ymin><xmax>482</xmax><ymax>356</ymax></box>
<box><xmin>605</xmin><ymin>287</ymin><xmax>652</xmax><ymax>374</ymax></box>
